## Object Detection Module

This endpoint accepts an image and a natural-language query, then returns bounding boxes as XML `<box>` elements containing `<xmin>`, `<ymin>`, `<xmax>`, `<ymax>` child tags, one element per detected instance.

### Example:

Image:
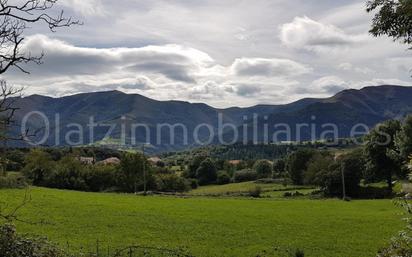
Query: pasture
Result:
<box><xmin>0</xmin><ymin>187</ymin><xmax>404</xmax><ymax>257</ymax></box>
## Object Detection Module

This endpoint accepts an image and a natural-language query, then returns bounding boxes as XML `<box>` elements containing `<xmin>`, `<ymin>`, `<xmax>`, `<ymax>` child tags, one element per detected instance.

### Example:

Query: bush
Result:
<box><xmin>155</xmin><ymin>174</ymin><xmax>190</xmax><ymax>192</ymax></box>
<box><xmin>273</xmin><ymin>158</ymin><xmax>286</xmax><ymax>174</ymax></box>
<box><xmin>248</xmin><ymin>186</ymin><xmax>262</xmax><ymax>198</ymax></box>
<box><xmin>319</xmin><ymin>152</ymin><xmax>363</xmax><ymax>198</ymax></box>
<box><xmin>48</xmin><ymin>157</ymin><xmax>88</xmax><ymax>191</ymax></box>
<box><xmin>0</xmin><ymin>223</ymin><xmax>69</xmax><ymax>257</ymax></box>
<box><xmin>253</xmin><ymin>160</ymin><xmax>273</xmax><ymax>178</ymax></box>
<box><xmin>0</xmin><ymin>173</ymin><xmax>27</xmax><ymax>189</ymax></box>
<box><xmin>233</xmin><ymin>169</ymin><xmax>258</xmax><ymax>183</ymax></box>
<box><xmin>187</xmin><ymin>179</ymin><xmax>198</xmax><ymax>189</ymax></box>
<box><xmin>304</xmin><ymin>152</ymin><xmax>334</xmax><ymax>185</ymax></box>
<box><xmin>217</xmin><ymin>171</ymin><xmax>231</xmax><ymax>185</ymax></box>
<box><xmin>22</xmin><ymin>149</ymin><xmax>55</xmax><ymax>186</ymax></box>
<box><xmin>118</xmin><ymin>152</ymin><xmax>154</xmax><ymax>193</ymax></box>
<box><xmin>84</xmin><ymin>164</ymin><xmax>118</xmax><ymax>192</ymax></box>
<box><xmin>286</xmin><ymin>149</ymin><xmax>316</xmax><ymax>185</ymax></box>
<box><xmin>195</xmin><ymin>158</ymin><xmax>217</xmax><ymax>185</ymax></box>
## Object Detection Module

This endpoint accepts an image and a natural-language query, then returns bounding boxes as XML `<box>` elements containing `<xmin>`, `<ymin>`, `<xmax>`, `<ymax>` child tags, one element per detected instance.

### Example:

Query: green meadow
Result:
<box><xmin>0</xmin><ymin>187</ymin><xmax>404</xmax><ymax>257</ymax></box>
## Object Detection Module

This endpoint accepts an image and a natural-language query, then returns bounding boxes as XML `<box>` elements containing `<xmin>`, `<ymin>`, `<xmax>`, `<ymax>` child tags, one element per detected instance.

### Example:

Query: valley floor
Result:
<box><xmin>0</xmin><ymin>187</ymin><xmax>404</xmax><ymax>257</ymax></box>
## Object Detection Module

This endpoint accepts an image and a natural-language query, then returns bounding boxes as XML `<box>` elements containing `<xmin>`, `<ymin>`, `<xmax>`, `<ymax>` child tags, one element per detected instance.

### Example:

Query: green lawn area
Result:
<box><xmin>0</xmin><ymin>187</ymin><xmax>404</xmax><ymax>257</ymax></box>
<box><xmin>189</xmin><ymin>181</ymin><xmax>314</xmax><ymax>197</ymax></box>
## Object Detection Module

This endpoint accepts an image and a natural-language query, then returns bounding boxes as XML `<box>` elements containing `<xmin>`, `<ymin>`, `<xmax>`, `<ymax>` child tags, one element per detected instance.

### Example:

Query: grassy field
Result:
<box><xmin>0</xmin><ymin>187</ymin><xmax>404</xmax><ymax>257</ymax></box>
<box><xmin>189</xmin><ymin>181</ymin><xmax>315</xmax><ymax>197</ymax></box>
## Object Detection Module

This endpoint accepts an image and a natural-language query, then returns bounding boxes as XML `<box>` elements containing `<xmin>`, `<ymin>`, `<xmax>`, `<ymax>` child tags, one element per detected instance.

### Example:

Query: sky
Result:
<box><xmin>4</xmin><ymin>0</ymin><xmax>412</xmax><ymax>108</ymax></box>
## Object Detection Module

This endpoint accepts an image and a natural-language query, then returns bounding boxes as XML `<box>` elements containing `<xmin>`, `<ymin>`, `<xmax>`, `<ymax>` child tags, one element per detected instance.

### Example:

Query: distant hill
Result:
<box><xmin>8</xmin><ymin>85</ymin><xmax>412</xmax><ymax>152</ymax></box>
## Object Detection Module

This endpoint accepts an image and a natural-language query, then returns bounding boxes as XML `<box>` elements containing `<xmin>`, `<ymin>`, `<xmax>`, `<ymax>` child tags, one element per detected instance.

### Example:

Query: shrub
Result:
<box><xmin>0</xmin><ymin>223</ymin><xmax>69</xmax><ymax>257</ymax></box>
<box><xmin>286</xmin><ymin>149</ymin><xmax>316</xmax><ymax>185</ymax></box>
<box><xmin>377</xmin><ymin>200</ymin><xmax>412</xmax><ymax>257</ymax></box>
<box><xmin>319</xmin><ymin>152</ymin><xmax>363</xmax><ymax>198</ymax></box>
<box><xmin>0</xmin><ymin>173</ymin><xmax>27</xmax><ymax>189</ymax></box>
<box><xmin>217</xmin><ymin>171</ymin><xmax>231</xmax><ymax>185</ymax></box>
<box><xmin>48</xmin><ymin>156</ymin><xmax>88</xmax><ymax>191</ymax></box>
<box><xmin>118</xmin><ymin>152</ymin><xmax>154</xmax><ymax>193</ymax></box>
<box><xmin>188</xmin><ymin>179</ymin><xmax>199</xmax><ymax>189</ymax></box>
<box><xmin>253</xmin><ymin>160</ymin><xmax>273</xmax><ymax>178</ymax></box>
<box><xmin>156</xmin><ymin>174</ymin><xmax>190</xmax><ymax>192</ymax></box>
<box><xmin>273</xmin><ymin>158</ymin><xmax>286</xmax><ymax>174</ymax></box>
<box><xmin>195</xmin><ymin>158</ymin><xmax>217</xmax><ymax>185</ymax></box>
<box><xmin>186</xmin><ymin>155</ymin><xmax>208</xmax><ymax>178</ymax></box>
<box><xmin>233</xmin><ymin>169</ymin><xmax>258</xmax><ymax>183</ymax></box>
<box><xmin>303</xmin><ymin>152</ymin><xmax>335</xmax><ymax>185</ymax></box>
<box><xmin>248</xmin><ymin>186</ymin><xmax>262</xmax><ymax>198</ymax></box>
<box><xmin>22</xmin><ymin>149</ymin><xmax>55</xmax><ymax>186</ymax></box>
<box><xmin>84</xmin><ymin>164</ymin><xmax>118</xmax><ymax>192</ymax></box>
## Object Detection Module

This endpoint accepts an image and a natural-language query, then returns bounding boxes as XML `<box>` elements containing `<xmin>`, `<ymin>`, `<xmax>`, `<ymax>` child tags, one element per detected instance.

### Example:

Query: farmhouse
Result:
<box><xmin>228</xmin><ymin>160</ymin><xmax>242</xmax><ymax>165</ymax></box>
<box><xmin>97</xmin><ymin>157</ymin><xmax>121</xmax><ymax>165</ymax></box>
<box><xmin>77</xmin><ymin>157</ymin><xmax>95</xmax><ymax>165</ymax></box>
<box><xmin>148</xmin><ymin>157</ymin><xmax>162</xmax><ymax>165</ymax></box>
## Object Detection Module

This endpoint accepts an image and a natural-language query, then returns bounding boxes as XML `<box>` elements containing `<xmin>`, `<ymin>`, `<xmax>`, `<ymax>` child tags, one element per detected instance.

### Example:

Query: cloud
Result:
<box><xmin>306</xmin><ymin>76</ymin><xmax>411</xmax><ymax>97</ymax></box>
<box><xmin>59</xmin><ymin>0</ymin><xmax>106</xmax><ymax>16</ymax></box>
<box><xmin>18</xmin><ymin>35</ymin><xmax>213</xmax><ymax>84</ymax></box>
<box><xmin>338</xmin><ymin>62</ymin><xmax>375</xmax><ymax>74</ymax></box>
<box><xmin>280</xmin><ymin>16</ymin><xmax>367</xmax><ymax>51</ymax></box>
<box><xmin>231</xmin><ymin>58</ymin><xmax>312</xmax><ymax>77</ymax></box>
<box><xmin>5</xmin><ymin>34</ymin><xmax>317</xmax><ymax>107</ymax></box>
<box><xmin>385</xmin><ymin>57</ymin><xmax>412</xmax><ymax>74</ymax></box>
<box><xmin>232</xmin><ymin>83</ymin><xmax>262</xmax><ymax>96</ymax></box>
<box><xmin>310</xmin><ymin>76</ymin><xmax>349</xmax><ymax>94</ymax></box>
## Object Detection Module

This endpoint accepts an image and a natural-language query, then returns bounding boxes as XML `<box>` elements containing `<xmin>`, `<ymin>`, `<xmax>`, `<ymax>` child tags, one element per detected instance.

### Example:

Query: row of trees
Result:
<box><xmin>21</xmin><ymin>149</ymin><xmax>194</xmax><ymax>193</ymax></box>
<box><xmin>183</xmin><ymin>155</ymin><xmax>275</xmax><ymax>185</ymax></box>
<box><xmin>279</xmin><ymin>116</ymin><xmax>412</xmax><ymax>198</ymax></box>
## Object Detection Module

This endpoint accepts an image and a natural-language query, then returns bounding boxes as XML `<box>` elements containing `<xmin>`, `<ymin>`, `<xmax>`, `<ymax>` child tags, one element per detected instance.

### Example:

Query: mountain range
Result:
<box><xmin>8</xmin><ymin>85</ymin><xmax>412</xmax><ymax>153</ymax></box>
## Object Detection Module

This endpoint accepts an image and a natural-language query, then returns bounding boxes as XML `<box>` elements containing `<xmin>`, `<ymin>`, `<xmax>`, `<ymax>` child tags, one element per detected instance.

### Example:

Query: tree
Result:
<box><xmin>304</xmin><ymin>152</ymin><xmax>334</xmax><ymax>186</ymax></box>
<box><xmin>367</xmin><ymin>0</ymin><xmax>412</xmax><ymax>46</ymax></box>
<box><xmin>286</xmin><ymin>149</ymin><xmax>316</xmax><ymax>185</ymax></box>
<box><xmin>273</xmin><ymin>158</ymin><xmax>286</xmax><ymax>174</ymax></box>
<box><xmin>22</xmin><ymin>149</ymin><xmax>54</xmax><ymax>186</ymax></box>
<box><xmin>396</xmin><ymin>115</ymin><xmax>412</xmax><ymax>161</ymax></box>
<box><xmin>155</xmin><ymin>174</ymin><xmax>190</xmax><ymax>192</ymax></box>
<box><xmin>49</xmin><ymin>156</ymin><xmax>87</xmax><ymax>190</ymax></box>
<box><xmin>119</xmin><ymin>152</ymin><xmax>152</xmax><ymax>193</ymax></box>
<box><xmin>377</xmin><ymin>159</ymin><xmax>412</xmax><ymax>256</ymax></box>
<box><xmin>364</xmin><ymin>120</ymin><xmax>403</xmax><ymax>192</ymax></box>
<box><xmin>185</xmin><ymin>155</ymin><xmax>207</xmax><ymax>178</ymax></box>
<box><xmin>253</xmin><ymin>160</ymin><xmax>273</xmax><ymax>178</ymax></box>
<box><xmin>195</xmin><ymin>158</ymin><xmax>217</xmax><ymax>185</ymax></box>
<box><xmin>0</xmin><ymin>0</ymin><xmax>78</xmax><ymax>146</ymax></box>
<box><xmin>325</xmin><ymin>151</ymin><xmax>364</xmax><ymax>198</ymax></box>
<box><xmin>216</xmin><ymin>171</ymin><xmax>231</xmax><ymax>185</ymax></box>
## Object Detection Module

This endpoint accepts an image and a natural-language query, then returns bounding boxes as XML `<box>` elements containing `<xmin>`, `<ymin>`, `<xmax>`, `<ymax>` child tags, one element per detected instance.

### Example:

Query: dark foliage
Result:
<box><xmin>367</xmin><ymin>0</ymin><xmax>412</xmax><ymax>46</ymax></box>
<box><xmin>233</xmin><ymin>169</ymin><xmax>258</xmax><ymax>183</ymax></box>
<box><xmin>216</xmin><ymin>171</ymin><xmax>231</xmax><ymax>185</ymax></box>
<box><xmin>286</xmin><ymin>149</ymin><xmax>317</xmax><ymax>185</ymax></box>
<box><xmin>195</xmin><ymin>158</ymin><xmax>217</xmax><ymax>185</ymax></box>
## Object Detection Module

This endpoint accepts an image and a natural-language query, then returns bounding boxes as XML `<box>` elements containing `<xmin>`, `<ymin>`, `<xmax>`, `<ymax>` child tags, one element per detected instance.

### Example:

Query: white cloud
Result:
<box><xmin>310</xmin><ymin>76</ymin><xmax>349</xmax><ymax>94</ymax></box>
<box><xmin>280</xmin><ymin>16</ymin><xmax>367</xmax><ymax>51</ymax></box>
<box><xmin>18</xmin><ymin>34</ymin><xmax>214</xmax><ymax>83</ymax></box>
<box><xmin>231</xmin><ymin>58</ymin><xmax>312</xmax><ymax>77</ymax></box>
<box><xmin>60</xmin><ymin>0</ymin><xmax>106</xmax><ymax>16</ymax></box>
<box><xmin>338</xmin><ymin>62</ymin><xmax>375</xmax><ymax>74</ymax></box>
<box><xmin>385</xmin><ymin>57</ymin><xmax>412</xmax><ymax>74</ymax></box>
<box><xmin>3</xmin><ymin>0</ymin><xmax>412</xmax><ymax>108</ymax></box>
